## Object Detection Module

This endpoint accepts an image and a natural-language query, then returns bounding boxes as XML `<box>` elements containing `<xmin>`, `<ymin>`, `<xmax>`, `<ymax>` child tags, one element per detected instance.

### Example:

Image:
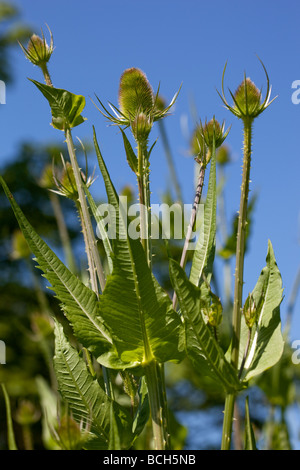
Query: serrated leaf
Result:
<box><xmin>30</xmin><ymin>79</ymin><xmax>86</xmax><ymax>130</ymax></box>
<box><xmin>53</xmin><ymin>322</ymin><xmax>132</xmax><ymax>449</ymax></box>
<box><xmin>0</xmin><ymin>175</ymin><xmax>112</xmax><ymax>357</ymax></box>
<box><xmin>169</xmin><ymin>258</ymin><xmax>241</xmax><ymax>393</ymax></box>
<box><xmin>240</xmin><ymin>240</ymin><xmax>284</xmax><ymax>381</ymax></box>
<box><xmin>189</xmin><ymin>149</ymin><xmax>216</xmax><ymax>287</ymax></box>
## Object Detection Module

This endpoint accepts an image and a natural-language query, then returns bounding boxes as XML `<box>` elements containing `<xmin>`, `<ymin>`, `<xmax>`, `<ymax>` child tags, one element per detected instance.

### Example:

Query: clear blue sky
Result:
<box><xmin>1</xmin><ymin>0</ymin><xmax>300</xmax><ymax>343</ymax></box>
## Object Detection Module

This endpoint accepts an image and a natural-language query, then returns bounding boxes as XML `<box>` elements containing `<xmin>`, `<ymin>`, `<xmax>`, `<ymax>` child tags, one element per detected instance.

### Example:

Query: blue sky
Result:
<box><xmin>1</xmin><ymin>0</ymin><xmax>300</xmax><ymax>342</ymax></box>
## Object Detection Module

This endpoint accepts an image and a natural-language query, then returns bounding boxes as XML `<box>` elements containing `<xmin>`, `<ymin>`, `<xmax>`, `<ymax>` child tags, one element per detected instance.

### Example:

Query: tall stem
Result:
<box><xmin>231</xmin><ymin>119</ymin><xmax>252</xmax><ymax>368</ymax></box>
<box><xmin>144</xmin><ymin>361</ymin><xmax>166</xmax><ymax>450</ymax></box>
<box><xmin>137</xmin><ymin>141</ymin><xmax>151</xmax><ymax>268</ymax></box>
<box><xmin>137</xmin><ymin>139</ymin><xmax>169</xmax><ymax>449</ymax></box>
<box><xmin>172</xmin><ymin>162</ymin><xmax>206</xmax><ymax>310</ymax></box>
<box><xmin>65</xmin><ymin>127</ymin><xmax>106</xmax><ymax>293</ymax></box>
<box><xmin>222</xmin><ymin>119</ymin><xmax>253</xmax><ymax>450</ymax></box>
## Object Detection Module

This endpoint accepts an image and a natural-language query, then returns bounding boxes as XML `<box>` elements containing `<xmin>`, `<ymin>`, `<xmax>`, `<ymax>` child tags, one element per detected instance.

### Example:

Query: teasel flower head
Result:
<box><xmin>19</xmin><ymin>25</ymin><xmax>54</xmax><ymax>68</ymax></box>
<box><xmin>51</xmin><ymin>153</ymin><xmax>96</xmax><ymax>202</ymax></box>
<box><xmin>94</xmin><ymin>67</ymin><xmax>181</xmax><ymax>143</ymax></box>
<box><xmin>200</xmin><ymin>117</ymin><xmax>230</xmax><ymax>151</ymax></box>
<box><xmin>191</xmin><ymin>117</ymin><xmax>230</xmax><ymax>167</ymax></box>
<box><xmin>218</xmin><ymin>57</ymin><xmax>276</xmax><ymax>122</ymax></box>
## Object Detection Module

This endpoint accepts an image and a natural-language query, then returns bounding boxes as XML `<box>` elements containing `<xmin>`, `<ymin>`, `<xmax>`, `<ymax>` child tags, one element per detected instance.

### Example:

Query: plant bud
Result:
<box><xmin>15</xmin><ymin>400</ymin><xmax>41</xmax><ymax>426</ymax></box>
<box><xmin>131</xmin><ymin>112</ymin><xmax>152</xmax><ymax>142</ymax></box>
<box><xmin>243</xmin><ymin>293</ymin><xmax>257</xmax><ymax>329</ymax></box>
<box><xmin>202</xmin><ymin>292</ymin><xmax>223</xmax><ymax>328</ymax></box>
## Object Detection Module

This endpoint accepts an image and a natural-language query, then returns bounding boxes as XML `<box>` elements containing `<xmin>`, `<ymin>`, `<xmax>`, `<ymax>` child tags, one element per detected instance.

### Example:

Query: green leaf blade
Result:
<box><xmin>241</xmin><ymin>240</ymin><xmax>284</xmax><ymax>381</ymax></box>
<box><xmin>169</xmin><ymin>258</ymin><xmax>242</xmax><ymax>393</ymax></box>
<box><xmin>189</xmin><ymin>149</ymin><xmax>217</xmax><ymax>287</ymax></box>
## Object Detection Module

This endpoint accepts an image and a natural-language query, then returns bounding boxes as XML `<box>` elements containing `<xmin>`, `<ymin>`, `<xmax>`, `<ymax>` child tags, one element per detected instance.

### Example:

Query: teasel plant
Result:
<box><xmin>95</xmin><ymin>67</ymin><xmax>182</xmax><ymax>449</ymax></box>
<box><xmin>218</xmin><ymin>58</ymin><xmax>279</xmax><ymax>450</ymax></box>
<box><xmin>172</xmin><ymin>117</ymin><xmax>230</xmax><ymax>310</ymax></box>
<box><xmin>1</xmin><ymin>26</ymin><xmax>286</xmax><ymax>450</ymax></box>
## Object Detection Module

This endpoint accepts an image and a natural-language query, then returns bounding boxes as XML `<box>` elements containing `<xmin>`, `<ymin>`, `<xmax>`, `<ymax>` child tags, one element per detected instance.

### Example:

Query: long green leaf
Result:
<box><xmin>169</xmin><ymin>258</ymin><xmax>242</xmax><ymax>393</ymax></box>
<box><xmin>53</xmin><ymin>322</ymin><xmax>131</xmax><ymax>449</ymax></box>
<box><xmin>1</xmin><ymin>384</ymin><xmax>17</xmax><ymax>450</ymax></box>
<box><xmin>244</xmin><ymin>396</ymin><xmax>257</xmax><ymax>450</ymax></box>
<box><xmin>189</xmin><ymin>149</ymin><xmax>217</xmax><ymax>287</ymax></box>
<box><xmin>239</xmin><ymin>240</ymin><xmax>284</xmax><ymax>381</ymax></box>
<box><xmin>83</xmin><ymin>181</ymin><xmax>113</xmax><ymax>274</ymax></box>
<box><xmin>0</xmin><ymin>175</ymin><xmax>112</xmax><ymax>357</ymax></box>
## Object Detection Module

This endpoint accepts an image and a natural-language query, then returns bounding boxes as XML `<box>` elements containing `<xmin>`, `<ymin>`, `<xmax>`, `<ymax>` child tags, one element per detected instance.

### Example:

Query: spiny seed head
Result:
<box><xmin>234</xmin><ymin>78</ymin><xmax>261</xmax><ymax>117</ymax></box>
<box><xmin>218</xmin><ymin>59</ymin><xmax>276</xmax><ymax>122</ymax></box>
<box><xmin>20</xmin><ymin>27</ymin><xmax>54</xmax><ymax>67</ymax></box>
<box><xmin>119</xmin><ymin>68</ymin><xmax>154</xmax><ymax>120</ymax></box>
<box><xmin>95</xmin><ymin>68</ymin><xmax>181</xmax><ymax>145</ymax></box>
<box><xmin>202</xmin><ymin>118</ymin><xmax>225</xmax><ymax>149</ymax></box>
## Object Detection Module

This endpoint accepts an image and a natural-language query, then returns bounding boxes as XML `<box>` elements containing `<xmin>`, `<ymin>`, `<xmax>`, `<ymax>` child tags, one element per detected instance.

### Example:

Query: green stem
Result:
<box><xmin>231</xmin><ymin>119</ymin><xmax>252</xmax><ymax>368</ymax></box>
<box><xmin>137</xmin><ymin>141</ymin><xmax>151</xmax><ymax>268</ymax></box>
<box><xmin>221</xmin><ymin>393</ymin><xmax>235</xmax><ymax>450</ymax></box>
<box><xmin>144</xmin><ymin>361</ymin><xmax>166</xmax><ymax>450</ymax></box>
<box><xmin>136</xmin><ymin>138</ymin><xmax>169</xmax><ymax>450</ymax></box>
<box><xmin>172</xmin><ymin>161</ymin><xmax>206</xmax><ymax>310</ymax></box>
<box><xmin>65</xmin><ymin>127</ymin><xmax>106</xmax><ymax>293</ymax></box>
<box><xmin>222</xmin><ymin>118</ymin><xmax>253</xmax><ymax>450</ymax></box>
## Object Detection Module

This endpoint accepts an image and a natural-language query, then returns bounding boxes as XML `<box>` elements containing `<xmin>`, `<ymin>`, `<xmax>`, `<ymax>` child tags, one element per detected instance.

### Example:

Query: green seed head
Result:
<box><xmin>233</xmin><ymin>78</ymin><xmax>261</xmax><ymax>118</ymax></box>
<box><xmin>118</xmin><ymin>68</ymin><xmax>154</xmax><ymax>121</ymax></box>
<box><xmin>39</xmin><ymin>164</ymin><xmax>55</xmax><ymax>189</ymax></box>
<box><xmin>218</xmin><ymin>59</ymin><xmax>276</xmax><ymax>122</ymax></box>
<box><xmin>21</xmin><ymin>28</ymin><xmax>54</xmax><ymax>67</ymax></box>
<box><xmin>202</xmin><ymin>118</ymin><xmax>225</xmax><ymax>150</ymax></box>
<box><xmin>11</xmin><ymin>230</ymin><xmax>31</xmax><ymax>260</ymax></box>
